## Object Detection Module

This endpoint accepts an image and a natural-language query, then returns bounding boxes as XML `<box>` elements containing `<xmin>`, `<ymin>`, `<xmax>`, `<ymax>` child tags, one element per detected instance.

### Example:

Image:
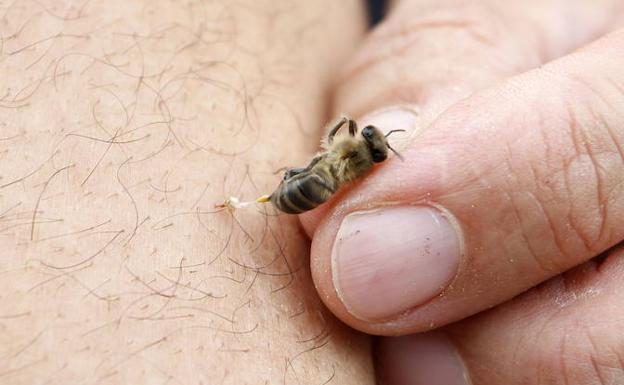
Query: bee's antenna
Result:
<box><xmin>387</xmin><ymin>144</ymin><xmax>404</xmax><ymax>161</ymax></box>
<box><xmin>385</xmin><ymin>129</ymin><xmax>406</xmax><ymax>137</ymax></box>
<box><xmin>385</xmin><ymin>129</ymin><xmax>406</xmax><ymax>161</ymax></box>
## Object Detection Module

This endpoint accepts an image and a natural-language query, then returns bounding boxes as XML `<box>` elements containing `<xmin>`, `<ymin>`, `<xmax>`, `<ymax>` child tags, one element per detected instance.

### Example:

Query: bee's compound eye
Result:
<box><xmin>372</xmin><ymin>149</ymin><xmax>387</xmax><ymax>163</ymax></box>
<box><xmin>362</xmin><ymin>126</ymin><xmax>374</xmax><ymax>138</ymax></box>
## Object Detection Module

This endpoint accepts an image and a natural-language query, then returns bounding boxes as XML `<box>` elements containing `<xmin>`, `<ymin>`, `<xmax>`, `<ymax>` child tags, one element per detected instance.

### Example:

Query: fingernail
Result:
<box><xmin>332</xmin><ymin>206</ymin><xmax>461</xmax><ymax>321</ymax></box>
<box><xmin>376</xmin><ymin>332</ymin><xmax>471</xmax><ymax>385</ymax></box>
<box><xmin>359</xmin><ymin>105</ymin><xmax>422</xmax><ymax>151</ymax></box>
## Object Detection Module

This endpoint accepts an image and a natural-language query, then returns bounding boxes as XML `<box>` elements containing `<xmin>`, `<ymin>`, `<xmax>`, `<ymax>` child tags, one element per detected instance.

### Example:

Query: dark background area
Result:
<box><xmin>367</xmin><ymin>0</ymin><xmax>386</xmax><ymax>26</ymax></box>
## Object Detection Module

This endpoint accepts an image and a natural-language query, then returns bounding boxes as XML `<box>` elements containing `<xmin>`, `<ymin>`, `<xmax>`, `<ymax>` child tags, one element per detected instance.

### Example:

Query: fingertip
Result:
<box><xmin>299</xmin><ymin>206</ymin><xmax>328</xmax><ymax>240</ymax></box>
<box><xmin>303</xmin><ymin>105</ymin><xmax>440</xmax><ymax>334</ymax></box>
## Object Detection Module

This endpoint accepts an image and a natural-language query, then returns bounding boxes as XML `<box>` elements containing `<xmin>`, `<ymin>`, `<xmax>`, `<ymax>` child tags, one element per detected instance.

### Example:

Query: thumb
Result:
<box><xmin>302</xmin><ymin>0</ymin><xmax>624</xmax><ymax>335</ymax></box>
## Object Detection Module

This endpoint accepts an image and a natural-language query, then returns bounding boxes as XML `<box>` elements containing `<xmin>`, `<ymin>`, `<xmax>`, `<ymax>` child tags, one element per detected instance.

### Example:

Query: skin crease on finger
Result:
<box><xmin>376</xmin><ymin>245</ymin><xmax>624</xmax><ymax>385</ymax></box>
<box><xmin>0</xmin><ymin>1</ymin><xmax>374</xmax><ymax>384</ymax></box>
<box><xmin>303</xmin><ymin>28</ymin><xmax>624</xmax><ymax>336</ymax></box>
<box><xmin>448</xmin><ymin>246</ymin><xmax>624</xmax><ymax>385</ymax></box>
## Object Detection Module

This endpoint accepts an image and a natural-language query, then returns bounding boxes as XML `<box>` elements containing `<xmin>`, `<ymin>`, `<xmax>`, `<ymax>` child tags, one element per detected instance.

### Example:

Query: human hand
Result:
<box><xmin>302</xmin><ymin>0</ymin><xmax>624</xmax><ymax>383</ymax></box>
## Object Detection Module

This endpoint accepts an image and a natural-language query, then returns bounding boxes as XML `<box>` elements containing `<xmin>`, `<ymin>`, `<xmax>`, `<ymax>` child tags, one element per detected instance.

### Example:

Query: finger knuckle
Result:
<box><xmin>379</xmin><ymin>2</ymin><xmax>503</xmax><ymax>45</ymax></box>
<box><xmin>558</xmin><ymin>78</ymin><xmax>624</xmax><ymax>253</ymax></box>
<box><xmin>335</xmin><ymin>3</ymin><xmax>525</xmax><ymax>114</ymax></box>
<box><xmin>498</xmin><ymin>104</ymin><xmax>617</xmax><ymax>272</ymax></box>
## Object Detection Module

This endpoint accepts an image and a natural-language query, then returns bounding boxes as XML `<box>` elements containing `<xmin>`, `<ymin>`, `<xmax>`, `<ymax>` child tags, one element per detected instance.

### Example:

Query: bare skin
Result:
<box><xmin>7</xmin><ymin>1</ymin><xmax>624</xmax><ymax>384</ymax></box>
<box><xmin>0</xmin><ymin>1</ymin><xmax>372</xmax><ymax>384</ymax></box>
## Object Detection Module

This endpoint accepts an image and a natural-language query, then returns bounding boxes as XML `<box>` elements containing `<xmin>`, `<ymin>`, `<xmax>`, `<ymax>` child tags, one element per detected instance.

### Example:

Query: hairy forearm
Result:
<box><xmin>0</xmin><ymin>1</ymin><xmax>371</xmax><ymax>384</ymax></box>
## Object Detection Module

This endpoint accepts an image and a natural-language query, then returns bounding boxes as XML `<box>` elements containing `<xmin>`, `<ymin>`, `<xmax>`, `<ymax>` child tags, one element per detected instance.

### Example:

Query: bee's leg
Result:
<box><xmin>348</xmin><ymin>118</ymin><xmax>358</xmax><ymax>136</ymax></box>
<box><xmin>304</xmin><ymin>155</ymin><xmax>323</xmax><ymax>170</ymax></box>
<box><xmin>327</xmin><ymin>116</ymin><xmax>349</xmax><ymax>144</ymax></box>
<box><xmin>283</xmin><ymin>155</ymin><xmax>323</xmax><ymax>180</ymax></box>
<box><xmin>284</xmin><ymin>167</ymin><xmax>306</xmax><ymax>180</ymax></box>
<box><xmin>273</xmin><ymin>166</ymin><xmax>289</xmax><ymax>175</ymax></box>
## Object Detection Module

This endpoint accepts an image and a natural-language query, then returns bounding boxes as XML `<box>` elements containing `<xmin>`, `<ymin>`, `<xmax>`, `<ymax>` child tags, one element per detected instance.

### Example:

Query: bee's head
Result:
<box><xmin>361</xmin><ymin>125</ymin><xmax>404</xmax><ymax>163</ymax></box>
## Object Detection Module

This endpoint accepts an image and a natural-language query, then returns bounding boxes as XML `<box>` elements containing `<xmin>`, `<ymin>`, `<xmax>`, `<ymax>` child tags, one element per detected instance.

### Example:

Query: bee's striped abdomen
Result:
<box><xmin>271</xmin><ymin>171</ymin><xmax>336</xmax><ymax>214</ymax></box>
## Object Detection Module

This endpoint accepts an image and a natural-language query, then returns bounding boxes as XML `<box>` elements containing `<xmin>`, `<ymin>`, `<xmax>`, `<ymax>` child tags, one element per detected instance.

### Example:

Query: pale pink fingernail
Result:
<box><xmin>376</xmin><ymin>332</ymin><xmax>471</xmax><ymax>385</ymax></box>
<box><xmin>359</xmin><ymin>105</ymin><xmax>421</xmax><ymax>151</ymax></box>
<box><xmin>332</xmin><ymin>206</ymin><xmax>461</xmax><ymax>320</ymax></box>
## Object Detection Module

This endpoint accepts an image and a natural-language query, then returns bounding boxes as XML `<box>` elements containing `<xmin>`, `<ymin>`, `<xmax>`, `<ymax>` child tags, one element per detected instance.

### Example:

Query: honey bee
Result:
<box><xmin>257</xmin><ymin>116</ymin><xmax>404</xmax><ymax>214</ymax></box>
